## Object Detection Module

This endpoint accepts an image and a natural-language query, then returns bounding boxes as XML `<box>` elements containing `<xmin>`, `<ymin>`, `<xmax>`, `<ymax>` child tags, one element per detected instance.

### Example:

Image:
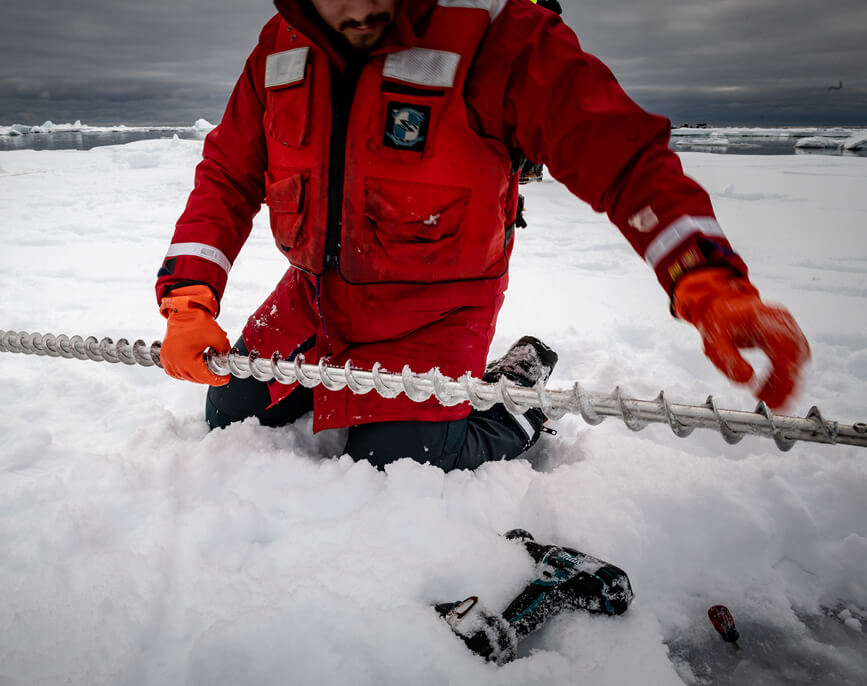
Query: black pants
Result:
<box><xmin>206</xmin><ymin>341</ymin><xmax>534</xmax><ymax>471</ymax></box>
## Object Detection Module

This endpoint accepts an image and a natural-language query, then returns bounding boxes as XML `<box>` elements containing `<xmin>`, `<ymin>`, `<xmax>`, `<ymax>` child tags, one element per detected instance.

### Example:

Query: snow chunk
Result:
<box><xmin>193</xmin><ymin>118</ymin><xmax>216</xmax><ymax>132</ymax></box>
<box><xmin>794</xmin><ymin>136</ymin><xmax>843</xmax><ymax>149</ymax></box>
<box><xmin>843</xmin><ymin>131</ymin><xmax>867</xmax><ymax>150</ymax></box>
<box><xmin>31</xmin><ymin>120</ymin><xmax>87</xmax><ymax>133</ymax></box>
<box><xmin>0</xmin><ymin>124</ymin><xmax>32</xmax><ymax>136</ymax></box>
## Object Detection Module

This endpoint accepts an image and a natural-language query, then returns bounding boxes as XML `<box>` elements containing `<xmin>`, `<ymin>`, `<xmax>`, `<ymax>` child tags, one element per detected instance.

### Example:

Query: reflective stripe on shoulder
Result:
<box><xmin>383</xmin><ymin>48</ymin><xmax>462</xmax><ymax>88</ymax></box>
<box><xmin>438</xmin><ymin>0</ymin><xmax>508</xmax><ymax>20</ymax></box>
<box><xmin>643</xmin><ymin>216</ymin><xmax>726</xmax><ymax>269</ymax></box>
<box><xmin>164</xmin><ymin>243</ymin><xmax>233</xmax><ymax>274</ymax></box>
<box><xmin>265</xmin><ymin>47</ymin><xmax>309</xmax><ymax>88</ymax></box>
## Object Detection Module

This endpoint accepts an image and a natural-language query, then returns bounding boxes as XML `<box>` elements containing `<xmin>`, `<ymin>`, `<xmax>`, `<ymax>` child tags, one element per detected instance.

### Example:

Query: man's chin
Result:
<box><xmin>342</xmin><ymin>28</ymin><xmax>386</xmax><ymax>50</ymax></box>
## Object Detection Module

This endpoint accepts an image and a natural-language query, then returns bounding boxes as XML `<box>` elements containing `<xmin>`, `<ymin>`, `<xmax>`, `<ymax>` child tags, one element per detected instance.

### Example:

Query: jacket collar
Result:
<box><xmin>272</xmin><ymin>0</ymin><xmax>438</xmax><ymax>70</ymax></box>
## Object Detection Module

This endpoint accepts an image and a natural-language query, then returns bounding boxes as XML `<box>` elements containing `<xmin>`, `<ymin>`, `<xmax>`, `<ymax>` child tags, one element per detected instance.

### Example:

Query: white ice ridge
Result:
<box><xmin>0</xmin><ymin>119</ymin><xmax>216</xmax><ymax>136</ymax></box>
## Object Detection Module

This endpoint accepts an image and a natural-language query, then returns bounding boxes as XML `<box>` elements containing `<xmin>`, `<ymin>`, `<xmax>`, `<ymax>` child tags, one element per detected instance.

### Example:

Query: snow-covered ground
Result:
<box><xmin>0</xmin><ymin>139</ymin><xmax>865</xmax><ymax>685</ymax></box>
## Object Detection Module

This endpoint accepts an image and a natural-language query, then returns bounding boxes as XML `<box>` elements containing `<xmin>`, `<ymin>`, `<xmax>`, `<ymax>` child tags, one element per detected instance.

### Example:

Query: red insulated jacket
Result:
<box><xmin>156</xmin><ymin>0</ymin><xmax>747</xmax><ymax>429</ymax></box>
<box><xmin>261</xmin><ymin>1</ymin><xmax>513</xmax><ymax>284</ymax></box>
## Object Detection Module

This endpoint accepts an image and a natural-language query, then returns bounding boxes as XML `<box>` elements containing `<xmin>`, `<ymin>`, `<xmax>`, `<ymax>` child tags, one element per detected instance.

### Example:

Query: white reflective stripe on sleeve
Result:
<box><xmin>165</xmin><ymin>243</ymin><xmax>232</xmax><ymax>274</ymax></box>
<box><xmin>643</xmin><ymin>216</ymin><xmax>726</xmax><ymax>269</ymax></box>
<box><xmin>383</xmin><ymin>48</ymin><xmax>461</xmax><ymax>88</ymax></box>
<box><xmin>512</xmin><ymin>413</ymin><xmax>536</xmax><ymax>441</ymax></box>
<box><xmin>265</xmin><ymin>47</ymin><xmax>309</xmax><ymax>88</ymax></box>
<box><xmin>438</xmin><ymin>0</ymin><xmax>506</xmax><ymax>19</ymax></box>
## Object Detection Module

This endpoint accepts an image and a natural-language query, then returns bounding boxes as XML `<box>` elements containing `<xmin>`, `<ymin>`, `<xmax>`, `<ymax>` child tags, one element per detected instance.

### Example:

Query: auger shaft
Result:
<box><xmin>2</xmin><ymin>329</ymin><xmax>865</xmax><ymax>451</ymax></box>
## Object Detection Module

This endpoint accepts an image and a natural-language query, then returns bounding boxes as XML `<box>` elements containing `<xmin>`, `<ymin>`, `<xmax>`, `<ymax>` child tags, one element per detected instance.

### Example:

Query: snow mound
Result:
<box><xmin>843</xmin><ymin>131</ymin><xmax>867</xmax><ymax>150</ymax></box>
<box><xmin>30</xmin><ymin>119</ymin><xmax>87</xmax><ymax>133</ymax></box>
<box><xmin>794</xmin><ymin>136</ymin><xmax>844</xmax><ymax>149</ymax></box>
<box><xmin>193</xmin><ymin>118</ymin><xmax>216</xmax><ymax>132</ymax></box>
<box><xmin>0</xmin><ymin>124</ymin><xmax>32</xmax><ymax>136</ymax></box>
<box><xmin>107</xmin><ymin>136</ymin><xmax>204</xmax><ymax>168</ymax></box>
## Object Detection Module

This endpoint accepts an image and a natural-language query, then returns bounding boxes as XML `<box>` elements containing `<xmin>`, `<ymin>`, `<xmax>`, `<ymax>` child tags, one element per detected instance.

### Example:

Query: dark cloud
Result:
<box><xmin>563</xmin><ymin>0</ymin><xmax>867</xmax><ymax>125</ymax></box>
<box><xmin>0</xmin><ymin>0</ymin><xmax>272</xmax><ymax>124</ymax></box>
<box><xmin>1</xmin><ymin>0</ymin><xmax>865</xmax><ymax>126</ymax></box>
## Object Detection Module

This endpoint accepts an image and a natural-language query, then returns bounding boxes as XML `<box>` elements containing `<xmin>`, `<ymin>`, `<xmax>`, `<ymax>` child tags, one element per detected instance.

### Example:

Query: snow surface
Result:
<box><xmin>1</xmin><ymin>139</ymin><xmax>866</xmax><ymax>685</ymax></box>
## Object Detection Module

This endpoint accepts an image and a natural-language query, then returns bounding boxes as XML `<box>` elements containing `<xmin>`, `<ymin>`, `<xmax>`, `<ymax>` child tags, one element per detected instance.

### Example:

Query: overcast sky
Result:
<box><xmin>1</xmin><ymin>0</ymin><xmax>865</xmax><ymax>127</ymax></box>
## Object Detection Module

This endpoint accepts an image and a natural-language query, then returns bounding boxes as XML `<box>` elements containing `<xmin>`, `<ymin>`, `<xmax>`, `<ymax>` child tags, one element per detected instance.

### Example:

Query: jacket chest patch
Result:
<box><xmin>383</xmin><ymin>102</ymin><xmax>431</xmax><ymax>151</ymax></box>
<box><xmin>265</xmin><ymin>47</ymin><xmax>309</xmax><ymax>88</ymax></box>
<box><xmin>383</xmin><ymin>48</ymin><xmax>461</xmax><ymax>88</ymax></box>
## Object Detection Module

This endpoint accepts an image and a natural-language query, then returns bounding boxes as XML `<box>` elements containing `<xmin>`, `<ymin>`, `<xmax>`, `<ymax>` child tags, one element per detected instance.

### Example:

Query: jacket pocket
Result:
<box><xmin>266</xmin><ymin>171</ymin><xmax>308</xmax><ymax>253</ymax></box>
<box><xmin>366</xmin><ymin>176</ymin><xmax>469</xmax><ymax>247</ymax></box>
<box><xmin>342</xmin><ymin>177</ymin><xmax>474</xmax><ymax>283</ymax></box>
<box><xmin>264</xmin><ymin>78</ymin><xmax>311</xmax><ymax>148</ymax></box>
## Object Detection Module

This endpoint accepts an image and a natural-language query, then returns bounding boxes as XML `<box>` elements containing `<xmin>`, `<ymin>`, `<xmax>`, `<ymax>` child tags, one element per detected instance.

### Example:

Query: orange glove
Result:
<box><xmin>159</xmin><ymin>284</ymin><xmax>231</xmax><ymax>385</ymax></box>
<box><xmin>672</xmin><ymin>268</ymin><xmax>810</xmax><ymax>410</ymax></box>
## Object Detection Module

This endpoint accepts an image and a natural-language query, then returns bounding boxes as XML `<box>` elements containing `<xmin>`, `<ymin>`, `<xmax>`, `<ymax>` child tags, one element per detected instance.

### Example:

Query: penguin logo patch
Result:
<box><xmin>384</xmin><ymin>102</ymin><xmax>430</xmax><ymax>151</ymax></box>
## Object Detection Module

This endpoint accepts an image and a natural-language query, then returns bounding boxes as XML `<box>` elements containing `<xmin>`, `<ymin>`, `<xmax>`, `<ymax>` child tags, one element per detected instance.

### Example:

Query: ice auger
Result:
<box><xmin>2</xmin><ymin>329</ymin><xmax>865</xmax><ymax>451</ymax></box>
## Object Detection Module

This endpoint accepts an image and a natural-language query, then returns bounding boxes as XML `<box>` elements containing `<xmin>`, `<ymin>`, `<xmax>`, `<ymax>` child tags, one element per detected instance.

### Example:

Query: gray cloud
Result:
<box><xmin>1</xmin><ymin>0</ymin><xmax>272</xmax><ymax>124</ymax></box>
<box><xmin>1</xmin><ymin>0</ymin><xmax>865</xmax><ymax>126</ymax></box>
<box><xmin>562</xmin><ymin>0</ymin><xmax>867</xmax><ymax>125</ymax></box>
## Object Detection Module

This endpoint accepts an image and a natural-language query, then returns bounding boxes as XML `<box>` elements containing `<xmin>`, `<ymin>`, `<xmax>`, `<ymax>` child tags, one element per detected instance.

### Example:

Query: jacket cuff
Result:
<box><xmin>155</xmin><ymin>254</ymin><xmax>228</xmax><ymax>305</ymax></box>
<box><xmin>645</xmin><ymin>220</ymin><xmax>748</xmax><ymax>295</ymax></box>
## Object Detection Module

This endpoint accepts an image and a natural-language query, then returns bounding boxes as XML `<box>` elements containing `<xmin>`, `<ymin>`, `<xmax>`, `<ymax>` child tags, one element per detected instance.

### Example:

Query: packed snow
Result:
<box><xmin>0</xmin><ymin>136</ymin><xmax>866</xmax><ymax>685</ymax></box>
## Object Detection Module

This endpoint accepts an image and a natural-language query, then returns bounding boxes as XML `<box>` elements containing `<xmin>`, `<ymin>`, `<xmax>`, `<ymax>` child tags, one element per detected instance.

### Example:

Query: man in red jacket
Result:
<box><xmin>156</xmin><ymin>0</ymin><xmax>810</xmax><ymax>471</ymax></box>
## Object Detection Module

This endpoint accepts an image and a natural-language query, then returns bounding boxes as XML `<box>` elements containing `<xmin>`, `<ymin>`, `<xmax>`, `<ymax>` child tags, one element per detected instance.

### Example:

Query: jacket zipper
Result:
<box><xmin>324</xmin><ymin>61</ymin><xmax>362</xmax><ymax>269</ymax></box>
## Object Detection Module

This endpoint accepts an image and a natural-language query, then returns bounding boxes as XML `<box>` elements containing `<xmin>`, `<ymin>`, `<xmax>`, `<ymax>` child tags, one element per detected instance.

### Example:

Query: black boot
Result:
<box><xmin>483</xmin><ymin>336</ymin><xmax>558</xmax><ymax>388</ymax></box>
<box><xmin>481</xmin><ymin>336</ymin><xmax>559</xmax><ymax>450</ymax></box>
<box><xmin>519</xmin><ymin>162</ymin><xmax>545</xmax><ymax>184</ymax></box>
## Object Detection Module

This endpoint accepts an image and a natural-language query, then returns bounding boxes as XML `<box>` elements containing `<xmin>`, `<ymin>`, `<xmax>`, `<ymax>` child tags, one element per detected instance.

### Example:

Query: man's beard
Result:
<box><xmin>339</xmin><ymin>11</ymin><xmax>392</xmax><ymax>49</ymax></box>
